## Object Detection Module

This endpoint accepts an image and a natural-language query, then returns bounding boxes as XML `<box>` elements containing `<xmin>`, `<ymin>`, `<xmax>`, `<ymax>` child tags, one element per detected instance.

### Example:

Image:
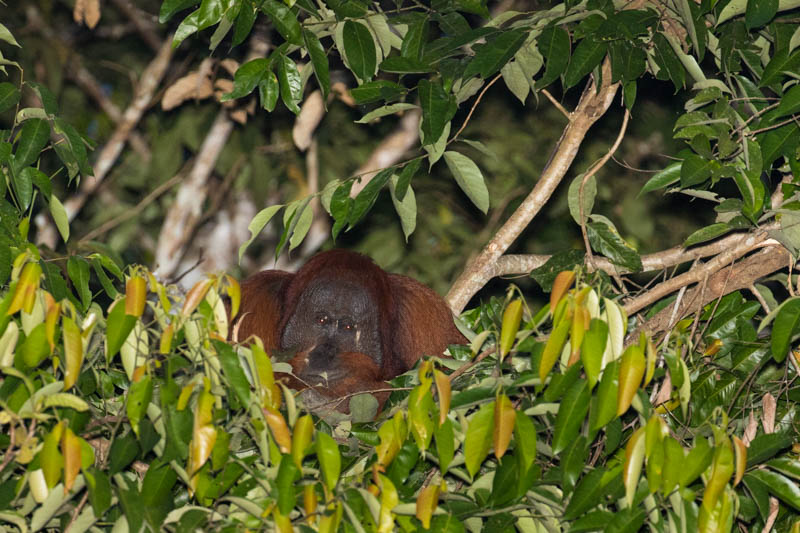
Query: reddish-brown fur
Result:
<box><xmin>232</xmin><ymin>250</ymin><xmax>465</xmax><ymax>412</ymax></box>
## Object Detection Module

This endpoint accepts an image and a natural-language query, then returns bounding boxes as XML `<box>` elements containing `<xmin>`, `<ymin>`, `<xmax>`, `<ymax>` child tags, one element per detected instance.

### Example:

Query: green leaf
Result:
<box><xmin>463</xmin><ymin>29</ymin><xmax>528</xmax><ymax>79</ymax></box>
<box><xmin>652</xmin><ymin>34</ymin><xmax>685</xmax><ymax>91</ymax></box>
<box><xmin>679</xmin><ymin>437</ymin><xmax>712</xmax><ymax>488</ymax></box>
<box><xmin>303</xmin><ymin>29</ymin><xmax>330</xmax><ymax>100</ymax></box>
<box><xmin>67</xmin><ymin>256</ymin><xmax>92</xmax><ymax>312</ymax></box>
<box><xmin>564</xmin><ymin>467</ymin><xmax>607</xmax><ymax>520</ymax></box>
<box><xmin>231</xmin><ymin>1</ymin><xmax>256</xmax><ymax>47</ymax></box>
<box><xmin>159</xmin><ymin>0</ymin><xmax>197</xmax><ymax>23</ymax></box>
<box><xmin>443</xmin><ymin>151</ymin><xmax>489</xmax><ymax>214</ymax></box>
<box><xmin>394</xmin><ymin>159</ymin><xmax>421</xmax><ymax>201</ymax></box>
<box><xmin>115</xmin><ymin>475</ymin><xmax>145</xmax><ymax>533</ymax></box>
<box><xmin>590</xmin><ymin>360</ymin><xmax>619</xmax><ymax>431</ymax></box>
<box><xmin>760</xmin><ymin>123</ymin><xmax>799</xmax><ymax>168</ymax></box>
<box><xmin>276</xmin><ymin>454</ymin><xmax>300</xmax><ymax>514</ymax></box>
<box><xmin>683</xmin><ymin>223</ymin><xmax>732</xmax><ymax>247</ymax></box>
<box><xmin>14</xmin><ymin>118</ymin><xmax>50</xmax><ymax>172</ymax></box>
<box><xmin>747</xmin><ymin>469</ymin><xmax>800</xmax><ymax>510</ymax></box>
<box><xmin>350</xmin><ymin>80</ymin><xmax>407</xmax><ymax>104</ymax></box>
<box><xmin>401</xmin><ymin>17</ymin><xmax>428</xmax><ymax>60</ymax></box>
<box><xmin>53</xmin><ymin>118</ymin><xmax>92</xmax><ymax>177</ymax></box>
<box><xmin>109</xmin><ymin>432</ymin><xmax>139</xmax><ymax>475</ymax></box>
<box><xmin>760</xmin><ymin>48</ymin><xmax>800</xmax><ymax>87</ymax></box>
<box><xmin>746</xmin><ymin>432</ymin><xmax>793</xmax><ymax>466</ymax></box>
<box><xmin>434</xmin><ymin>418</ymin><xmax>455</xmax><ymax>474</ymax></box>
<box><xmin>530</xmin><ymin>249</ymin><xmax>585</xmax><ymax>292</ymax></box>
<box><xmin>84</xmin><ymin>467</ymin><xmax>112</xmax><ymax>517</ymax></box>
<box><xmin>568</xmin><ymin>174</ymin><xmax>596</xmax><ymax>225</ymax></box>
<box><xmin>212</xmin><ymin>339</ymin><xmax>251</xmax><ymax>407</ymax></box>
<box><xmin>771</xmin><ymin>297</ymin><xmax>800</xmax><ymax>362</ymax></box>
<box><xmin>105</xmin><ymin>299</ymin><xmax>138</xmax><ymax>362</ymax></box>
<box><xmin>260</xmin><ymin>0</ymin><xmax>302</xmax><ymax>45</ymax></box>
<box><xmin>464</xmin><ymin>401</ymin><xmax>494</xmax><ymax>478</ymax></box>
<box><xmin>277</xmin><ymin>54</ymin><xmax>302</xmax><ymax>114</ymax></box>
<box><xmin>356</xmin><ymin>103</ymin><xmax>418</xmax><ymax>124</ymax></box>
<box><xmin>552</xmin><ymin>379</ymin><xmax>590</xmax><ymax>454</ymax></box>
<box><xmin>127</xmin><ymin>375</ymin><xmax>153</xmax><ymax>437</ymax></box>
<box><xmin>12</xmin><ymin>166</ymin><xmax>33</xmax><ymax>211</ymax></box>
<box><xmin>0</xmin><ymin>82</ymin><xmax>20</xmax><ymax>114</ymax></box>
<box><xmin>316</xmin><ymin>431</ymin><xmax>341</xmax><ymax>491</ymax></box>
<box><xmin>222</xmin><ymin>58</ymin><xmax>268</xmax><ymax>101</ymax></box>
<box><xmin>587</xmin><ymin>221</ymin><xmax>642</xmax><ymax>272</ymax></box>
<box><xmin>536</xmin><ymin>26</ymin><xmax>570</xmax><ymax>89</ymax></box>
<box><xmin>564</xmin><ymin>39</ymin><xmax>608</xmax><ymax>89</ymax></box>
<box><xmin>342</xmin><ymin>20</ymin><xmax>377</xmax><ymax>83</ymax></box>
<box><xmin>141</xmin><ymin>460</ymin><xmax>178</xmax><ymax>507</ymax></box>
<box><xmin>582</xmin><ymin>319</ymin><xmax>608</xmax><ymax>389</ymax></box>
<box><xmin>349</xmin><ymin>168</ymin><xmax>393</xmax><ymax>228</ymax></box>
<box><xmin>680</xmin><ymin>154</ymin><xmax>713</xmax><ymax>187</ymax></box>
<box><xmin>773</xmin><ymin>84</ymin><xmax>800</xmax><ymax>120</ymax></box>
<box><xmin>419</xmin><ymin>79</ymin><xmax>456</xmax><ymax>147</ymax></box>
<box><xmin>390</xmin><ymin>176</ymin><xmax>417</xmax><ymax>241</ymax></box>
<box><xmin>513</xmin><ymin>411</ymin><xmax>537</xmax><ymax>474</ymax></box>
<box><xmin>746</xmin><ymin>0</ymin><xmax>778</xmax><ymax>28</ymax></box>
<box><xmin>20</xmin><ymin>323</ymin><xmax>50</xmax><ymax>369</ymax></box>
<box><xmin>258</xmin><ymin>71</ymin><xmax>280</xmax><ymax>112</ymax></box>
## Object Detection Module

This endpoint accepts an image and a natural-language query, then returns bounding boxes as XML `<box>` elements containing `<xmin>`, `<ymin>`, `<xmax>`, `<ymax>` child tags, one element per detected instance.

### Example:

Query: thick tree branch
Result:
<box><xmin>446</xmin><ymin>59</ymin><xmax>620</xmax><ymax>313</ymax></box>
<box><xmin>630</xmin><ymin>244</ymin><xmax>791</xmax><ymax>340</ymax></box>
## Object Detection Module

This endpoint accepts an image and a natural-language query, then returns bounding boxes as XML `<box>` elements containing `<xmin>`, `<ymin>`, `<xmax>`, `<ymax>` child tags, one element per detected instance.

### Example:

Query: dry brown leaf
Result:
<box><xmin>742</xmin><ymin>411</ymin><xmax>757</xmax><ymax>446</ymax></box>
<box><xmin>162</xmin><ymin>72</ymin><xmax>214</xmax><ymax>110</ymax></box>
<box><xmin>654</xmin><ymin>371</ymin><xmax>672</xmax><ymax>407</ymax></box>
<box><xmin>74</xmin><ymin>0</ymin><xmax>101</xmax><ymax>29</ymax></box>
<box><xmin>293</xmin><ymin>90</ymin><xmax>325</xmax><ymax>151</ymax></box>
<box><xmin>761</xmin><ymin>392</ymin><xmax>776</xmax><ymax>434</ymax></box>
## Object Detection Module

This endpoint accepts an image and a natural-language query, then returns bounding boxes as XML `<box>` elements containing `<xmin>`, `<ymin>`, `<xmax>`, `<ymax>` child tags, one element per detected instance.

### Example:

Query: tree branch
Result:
<box><xmin>446</xmin><ymin>58</ymin><xmax>620</xmax><ymax>313</ymax></box>
<box><xmin>630</xmin><ymin>244</ymin><xmax>791</xmax><ymax>340</ymax></box>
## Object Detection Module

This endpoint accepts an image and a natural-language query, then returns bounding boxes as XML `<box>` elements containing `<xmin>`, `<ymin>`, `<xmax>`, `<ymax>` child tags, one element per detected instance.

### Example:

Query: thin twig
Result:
<box><xmin>541</xmin><ymin>89</ymin><xmax>569</xmax><ymax>119</ymax></box>
<box><xmin>450</xmin><ymin>73</ymin><xmax>503</xmax><ymax>142</ymax></box>
<box><xmin>579</xmin><ymin>109</ymin><xmax>630</xmax><ymax>269</ymax></box>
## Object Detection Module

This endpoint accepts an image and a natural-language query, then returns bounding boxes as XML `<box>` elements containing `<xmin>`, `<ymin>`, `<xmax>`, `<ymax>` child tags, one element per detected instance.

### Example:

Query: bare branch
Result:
<box><xmin>446</xmin><ymin>59</ymin><xmax>620</xmax><ymax>313</ymax></box>
<box><xmin>630</xmin><ymin>244</ymin><xmax>791</xmax><ymax>340</ymax></box>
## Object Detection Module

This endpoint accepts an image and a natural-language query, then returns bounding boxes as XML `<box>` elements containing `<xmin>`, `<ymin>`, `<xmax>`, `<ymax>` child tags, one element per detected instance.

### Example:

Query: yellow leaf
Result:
<box><xmin>41</xmin><ymin>422</ymin><xmax>64</xmax><ymax>489</ymax></box>
<box><xmin>225</xmin><ymin>275</ymin><xmax>241</xmax><ymax>319</ymax></box>
<box><xmin>617</xmin><ymin>344</ymin><xmax>645</xmax><ymax>416</ymax></box>
<box><xmin>499</xmin><ymin>299</ymin><xmax>523</xmax><ymax>360</ymax></box>
<box><xmin>189</xmin><ymin>425</ymin><xmax>217</xmax><ymax>478</ymax></box>
<box><xmin>493</xmin><ymin>393</ymin><xmax>516</xmax><ymax>459</ymax></box>
<box><xmin>263</xmin><ymin>406</ymin><xmax>292</xmax><ymax>454</ymax></box>
<box><xmin>125</xmin><ymin>276</ymin><xmax>147</xmax><ymax>317</ymax></box>
<box><xmin>318</xmin><ymin>501</ymin><xmax>343</xmax><ymax>533</ymax></box>
<box><xmin>567</xmin><ymin>303</ymin><xmax>587</xmax><ymax>366</ymax></box>
<box><xmin>378</xmin><ymin>474</ymin><xmax>399</xmax><ymax>533</ymax></box>
<box><xmin>61</xmin><ymin>428</ymin><xmax>82</xmax><ymax>493</ymax></box>
<box><xmin>62</xmin><ymin>316</ymin><xmax>83</xmax><ymax>391</ymax></box>
<box><xmin>44</xmin><ymin>293</ymin><xmax>60</xmax><ymax>352</ymax></box>
<box><xmin>644</xmin><ymin>335</ymin><xmax>656</xmax><ymax>386</ymax></box>
<box><xmin>292</xmin><ymin>414</ymin><xmax>313</xmax><ymax>469</ymax></box>
<box><xmin>434</xmin><ymin>369</ymin><xmax>451</xmax><ymax>426</ymax></box>
<box><xmin>7</xmin><ymin>262</ymin><xmax>42</xmax><ymax>316</ymax></box>
<box><xmin>160</xmin><ymin>323</ymin><xmax>174</xmax><ymax>354</ymax></box>
<box><xmin>304</xmin><ymin>484</ymin><xmax>318</xmax><ymax>524</ymax></box>
<box><xmin>376</xmin><ymin>417</ymin><xmax>401</xmax><ymax>468</ymax></box>
<box><xmin>182</xmin><ymin>278</ymin><xmax>213</xmax><ymax>317</ymax></box>
<box><xmin>177</xmin><ymin>383</ymin><xmax>195</xmax><ymax>410</ymax></box>
<box><xmin>550</xmin><ymin>271</ymin><xmax>575</xmax><ymax>314</ymax></box>
<box><xmin>539</xmin><ymin>318</ymin><xmax>571</xmax><ymax>382</ymax></box>
<box><xmin>623</xmin><ymin>427</ymin><xmax>646</xmax><ymax>508</ymax></box>
<box><xmin>415</xmin><ymin>484</ymin><xmax>441</xmax><ymax>529</ymax></box>
<box><xmin>732</xmin><ymin>435</ymin><xmax>747</xmax><ymax>487</ymax></box>
<box><xmin>273</xmin><ymin>507</ymin><xmax>293</xmax><ymax>533</ymax></box>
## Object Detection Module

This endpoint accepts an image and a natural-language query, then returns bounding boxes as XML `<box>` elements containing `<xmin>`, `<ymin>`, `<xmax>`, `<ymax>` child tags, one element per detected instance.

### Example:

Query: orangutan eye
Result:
<box><xmin>317</xmin><ymin>315</ymin><xmax>329</xmax><ymax>324</ymax></box>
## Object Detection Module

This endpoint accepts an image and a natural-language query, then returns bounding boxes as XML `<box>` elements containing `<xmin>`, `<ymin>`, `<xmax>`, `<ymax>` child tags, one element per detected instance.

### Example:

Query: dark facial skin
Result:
<box><xmin>280</xmin><ymin>278</ymin><xmax>382</xmax><ymax>385</ymax></box>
